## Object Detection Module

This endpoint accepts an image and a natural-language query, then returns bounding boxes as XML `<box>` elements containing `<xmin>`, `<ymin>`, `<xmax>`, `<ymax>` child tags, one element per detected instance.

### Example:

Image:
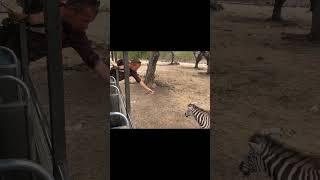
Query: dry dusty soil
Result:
<box><xmin>118</xmin><ymin>60</ymin><xmax>210</xmax><ymax>129</ymax></box>
<box><xmin>212</xmin><ymin>3</ymin><xmax>320</xmax><ymax>180</ymax></box>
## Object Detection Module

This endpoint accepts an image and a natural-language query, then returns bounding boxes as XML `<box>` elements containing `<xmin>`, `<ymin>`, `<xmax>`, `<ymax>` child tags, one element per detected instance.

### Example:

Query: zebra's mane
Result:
<box><xmin>189</xmin><ymin>104</ymin><xmax>209</xmax><ymax>113</ymax></box>
<box><xmin>249</xmin><ymin>133</ymin><xmax>320</xmax><ymax>168</ymax></box>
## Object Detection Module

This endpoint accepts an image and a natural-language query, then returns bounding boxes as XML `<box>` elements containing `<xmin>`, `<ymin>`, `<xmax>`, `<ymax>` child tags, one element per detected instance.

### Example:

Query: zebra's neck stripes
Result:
<box><xmin>190</xmin><ymin>106</ymin><xmax>209</xmax><ymax>129</ymax></box>
<box><xmin>241</xmin><ymin>134</ymin><xmax>320</xmax><ymax>180</ymax></box>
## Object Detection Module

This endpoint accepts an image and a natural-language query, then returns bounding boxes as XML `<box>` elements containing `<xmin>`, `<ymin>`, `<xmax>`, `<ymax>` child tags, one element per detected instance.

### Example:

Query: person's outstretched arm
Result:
<box><xmin>72</xmin><ymin>32</ymin><xmax>109</xmax><ymax>80</ymax></box>
<box><xmin>139</xmin><ymin>80</ymin><xmax>155</xmax><ymax>94</ymax></box>
<box><xmin>131</xmin><ymin>71</ymin><xmax>154</xmax><ymax>94</ymax></box>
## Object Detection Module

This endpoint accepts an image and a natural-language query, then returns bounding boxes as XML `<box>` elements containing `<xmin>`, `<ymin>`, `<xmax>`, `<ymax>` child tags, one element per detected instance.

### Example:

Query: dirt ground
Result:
<box><xmin>118</xmin><ymin>60</ymin><xmax>210</xmax><ymax>129</ymax></box>
<box><xmin>212</xmin><ymin>3</ymin><xmax>320</xmax><ymax>180</ymax></box>
<box><xmin>28</xmin><ymin>12</ymin><xmax>108</xmax><ymax>180</ymax></box>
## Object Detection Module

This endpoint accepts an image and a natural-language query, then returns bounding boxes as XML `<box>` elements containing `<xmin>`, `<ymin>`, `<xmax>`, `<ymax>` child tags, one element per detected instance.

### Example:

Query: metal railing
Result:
<box><xmin>110</xmin><ymin>76</ymin><xmax>116</xmax><ymax>86</ymax></box>
<box><xmin>24</xmin><ymin>73</ymin><xmax>53</xmax><ymax>175</ymax></box>
<box><xmin>109</xmin><ymin>65</ymin><xmax>134</xmax><ymax>129</ymax></box>
<box><xmin>0</xmin><ymin>46</ymin><xmax>21</xmax><ymax>78</ymax></box>
<box><xmin>0</xmin><ymin>75</ymin><xmax>54</xmax><ymax>176</ymax></box>
<box><xmin>110</xmin><ymin>112</ymin><xmax>131</xmax><ymax>128</ymax></box>
<box><xmin>0</xmin><ymin>75</ymin><xmax>30</xmax><ymax>108</ymax></box>
<box><xmin>0</xmin><ymin>46</ymin><xmax>54</xmax><ymax>179</ymax></box>
<box><xmin>110</xmin><ymin>84</ymin><xmax>132</xmax><ymax>129</ymax></box>
<box><xmin>0</xmin><ymin>159</ymin><xmax>54</xmax><ymax>180</ymax></box>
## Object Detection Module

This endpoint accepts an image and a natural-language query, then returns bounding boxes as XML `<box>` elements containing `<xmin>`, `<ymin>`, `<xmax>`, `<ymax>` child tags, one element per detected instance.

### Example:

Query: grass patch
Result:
<box><xmin>112</xmin><ymin>51</ymin><xmax>198</xmax><ymax>63</ymax></box>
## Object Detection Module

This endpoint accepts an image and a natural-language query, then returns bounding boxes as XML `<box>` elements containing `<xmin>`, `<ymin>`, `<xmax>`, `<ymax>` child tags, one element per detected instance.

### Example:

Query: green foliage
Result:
<box><xmin>158</xmin><ymin>51</ymin><xmax>196</xmax><ymax>62</ymax></box>
<box><xmin>115</xmin><ymin>51</ymin><xmax>150</xmax><ymax>60</ymax></box>
<box><xmin>113</xmin><ymin>51</ymin><xmax>199</xmax><ymax>62</ymax></box>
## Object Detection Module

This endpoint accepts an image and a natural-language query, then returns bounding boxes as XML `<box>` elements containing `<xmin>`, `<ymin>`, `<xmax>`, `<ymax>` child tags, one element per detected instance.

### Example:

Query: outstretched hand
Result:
<box><xmin>147</xmin><ymin>89</ymin><xmax>155</xmax><ymax>95</ymax></box>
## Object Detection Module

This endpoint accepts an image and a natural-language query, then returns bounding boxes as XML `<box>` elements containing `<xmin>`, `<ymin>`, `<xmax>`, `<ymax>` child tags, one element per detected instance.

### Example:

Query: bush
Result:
<box><xmin>115</xmin><ymin>51</ymin><xmax>150</xmax><ymax>60</ymax></box>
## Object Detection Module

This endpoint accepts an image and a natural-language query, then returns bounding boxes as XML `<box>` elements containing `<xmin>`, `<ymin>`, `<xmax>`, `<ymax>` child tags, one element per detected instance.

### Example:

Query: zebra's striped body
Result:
<box><xmin>239</xmin><ymin>134</ymin><xmax>320</xmax><ymax>180</ymax></box>
<box><xmin>185</xmin><ymin>103</ymin><xmax>210</xmax><ymax>129</ymax></box>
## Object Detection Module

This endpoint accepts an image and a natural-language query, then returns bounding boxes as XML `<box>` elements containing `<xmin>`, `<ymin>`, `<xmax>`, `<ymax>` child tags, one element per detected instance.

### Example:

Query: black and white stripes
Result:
<box><xmin>185</xmin><ymin>103</ymin><xmax>210</xmax><ymax>129</ymax></box>
<box><xmin>239</xmin><ymin>133</ymin><xmax>320</xmax><ymax>180</ymax></box>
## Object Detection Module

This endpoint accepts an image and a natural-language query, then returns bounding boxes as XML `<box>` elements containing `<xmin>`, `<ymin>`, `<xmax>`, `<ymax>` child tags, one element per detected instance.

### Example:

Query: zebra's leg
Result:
<box><xmin>271</xmin><ymin>0</ymin><xmax>287</xmax><ymax>21</ymax></box>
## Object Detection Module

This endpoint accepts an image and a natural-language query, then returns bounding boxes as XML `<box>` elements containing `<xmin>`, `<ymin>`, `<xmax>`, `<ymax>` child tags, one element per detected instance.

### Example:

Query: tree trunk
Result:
<box><xmin>271</xmin><ymin>0</ymin><xmax>287</xmax><ymax>21</ymax></box>
<box><xmin>169</xmin><ymin>51</ymin><xmax>179</xmax><ymax>65</ymax></box>
<box><xmin>195</xmin><ymin>51</ymin><xmax>204</xmax><ymax>69</ymax></box>
<box><xmin>170</xmin><ymin>51</ymin><xmax>175</xmax><ymax>64</ymax></box>
<box><xmin>192</xmin><ymin>51</ymin><xmax>197</xmax><ymax>60</ymax></box>
<box><xmin>311</xmin><ymin>0</ymin><xmax>320</xmax><ymax>41</ymax></box>
<box><xmin>204</xmin><ymin>51</ymin><xmax>210</xmax><ymax>74</ymax></box>
<box><xmin>145</xmin><ymin>51</ymin><xmax>160</xmax><ymax>86</ymax></box>
<box><xmin>111</xmin><ymin>51</ymin><xmax>114</xmax><ymax>61</ymax></box>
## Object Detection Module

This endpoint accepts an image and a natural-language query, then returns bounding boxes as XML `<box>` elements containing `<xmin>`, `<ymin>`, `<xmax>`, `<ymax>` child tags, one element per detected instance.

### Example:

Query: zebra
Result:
<box><xmin>239</xmin><ymin>133</ymin><xmax>320</xmax><ymax>180</ymax></box>
<box><xmin>185</xmin><ymin>103</ymin><xmax>210</xmax><ymax>129</ymax></box>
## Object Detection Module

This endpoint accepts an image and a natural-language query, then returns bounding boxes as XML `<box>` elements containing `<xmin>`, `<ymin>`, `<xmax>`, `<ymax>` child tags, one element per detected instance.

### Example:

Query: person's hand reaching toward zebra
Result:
<box><xmin>138</xmin><ymin>80</ymin><xmax>155</xmax><ymax>95</ymax></box>
<box><xmin>146</xmin><ymin>88</ymin><xmax>155</xmax><ymax>95</ymax></box>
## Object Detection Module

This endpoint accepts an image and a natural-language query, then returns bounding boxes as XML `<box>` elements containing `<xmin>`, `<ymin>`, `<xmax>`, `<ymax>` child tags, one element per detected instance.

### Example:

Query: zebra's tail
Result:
<box><xmin>259</xmin><ymin>127</ymin><xmax>296</xmax><ymax>139</ymax></box>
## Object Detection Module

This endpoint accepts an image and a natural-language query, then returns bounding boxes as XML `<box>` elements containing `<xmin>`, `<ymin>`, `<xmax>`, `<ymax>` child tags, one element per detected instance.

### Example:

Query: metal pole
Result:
<box><xmin>110</xmin><ymin>112</ymin><xmax>130</xmax><ymax>128</ymax></box>
<box><xmin>114</xmin><ymin>52</ymin><xmax>119</xmax><ymax>86</ymax></box>
<box><xmin>115</xmin><ymin>69</ymin><xmax>120</xmax><ymax>87</ymax></box>
<box><xmin>18</xmin><ymin>0</ymin><xmax>33</xmax><ymax>163</ymax></box>
<box><xmin>123</xmin><ymin>51</ymin><xmax>131</xmax><ymax>116</ymax></box>
<box><xmin>44</xmin><ymin>0</ymin><xmax>69</xmax><ymax>180</ymax></box>
<box><xmin>19</xmin><ymin>0</ymin><xmax>30</xmax><ymax>94</ymax></box>
<box><xmin>111</xmin><ymin>51</ymin><xmax>114</xmax><ymax>61</ymax></box>
<box><xmin>19</xmin><ymin>23</ymin><xmax>29</xmax><ymax>75</ymax></box>
<box><xmin>210</xmin><ymin>0</ymin><xmax>214</xmax><ymax>179</ymax></box>
<box><xmin>19</xmin><ymin>4</ymin><xmax>38</xmax><ymax>180</ymax></box>
<box><xmin>0</xmin><ymin>159</ymin><xmax>55</xmax><ymax>180</ymax></box>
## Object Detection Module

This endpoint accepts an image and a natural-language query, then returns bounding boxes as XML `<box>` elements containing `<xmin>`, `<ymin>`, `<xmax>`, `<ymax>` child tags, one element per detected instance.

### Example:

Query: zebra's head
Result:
<box><xmin>185</xmin><ymin>103</ymin><xmax>196</xmax><ymax>117</ymax></box>
<box><xmin>239</xmin><ymin>135</ymin><xmax>268</xmax><ymax>176</ymax></box>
